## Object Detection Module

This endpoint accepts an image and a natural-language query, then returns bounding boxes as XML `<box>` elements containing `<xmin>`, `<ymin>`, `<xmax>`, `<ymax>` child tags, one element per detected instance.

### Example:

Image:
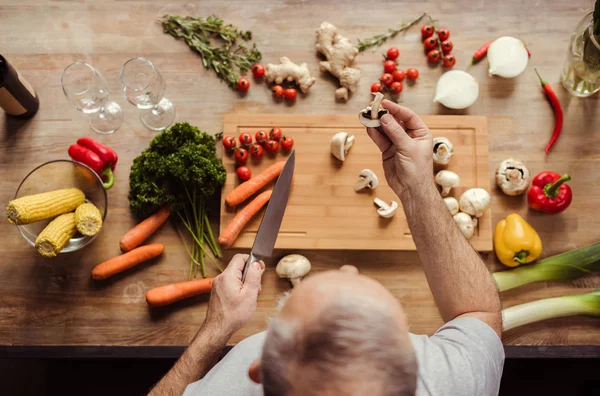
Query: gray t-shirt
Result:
<box><xmin>184</xmin><ymin>317</ymin><xmax>504</xmax><ymax>396</ymax></box>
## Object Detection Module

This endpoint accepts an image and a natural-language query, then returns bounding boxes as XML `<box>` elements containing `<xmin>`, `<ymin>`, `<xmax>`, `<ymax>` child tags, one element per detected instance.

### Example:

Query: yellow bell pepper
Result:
<box><xmin>494</xmin><ymin>214</ymin><xmax>543</xmax><ymax>267</ymax></box>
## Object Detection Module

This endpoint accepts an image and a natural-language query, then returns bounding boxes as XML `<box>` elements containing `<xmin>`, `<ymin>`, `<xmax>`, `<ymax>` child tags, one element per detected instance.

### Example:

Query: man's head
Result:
<box><xmin>249</xmin><ymin>265</ymin><xmax>418</xmax><ymax>396</ymax></box>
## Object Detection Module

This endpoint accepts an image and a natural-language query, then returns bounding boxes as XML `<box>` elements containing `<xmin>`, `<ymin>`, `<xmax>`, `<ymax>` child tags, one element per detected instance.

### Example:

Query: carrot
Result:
<box><xmin>120</xmin><ymin>206</ymin><xmax>171</xmax><ymax>252</ymax></box>
<box><xmin>218</xmin><ymin>190</ymin><xmax>272</xmax><ymax>248</ymax></box>
<box><xmin>146</xmin><ymin>278</ymin><xmax>214</xmax><ymax>307</ymax></box>
<box><xmin>92</xmin><ymin>244</ymin><xmax>165</xmax><ymax>280</ymax></box>
<box><xmin>225</xmin><ymin>161</ymin><xmax>285</xmax><ymax>207</ymax></box>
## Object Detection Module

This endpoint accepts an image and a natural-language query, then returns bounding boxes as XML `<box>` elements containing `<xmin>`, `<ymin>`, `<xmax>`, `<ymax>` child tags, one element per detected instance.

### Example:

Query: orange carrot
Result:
<box><xmin>120</xmin><ymin>206</ymin><xmax>171</xmax><ymax>252</ymax></box>
<box><xmin>92</xmin><ymin>244</ymin><xmax>165</xmax><ymax>280</ymax></box>
<box><xmin>146</xmin><ymin>278</ymin><xmax>214</xmax><ymax>307</ymax></box>
<box><xmin>218</xmin><ymin>190</ymin><xmax>272</xmax><ymax>248</ymax></box>
<box><xmin>225</xmin><ymin>161</ymin><xmax>285</xmax><ymax>207</ymax></box>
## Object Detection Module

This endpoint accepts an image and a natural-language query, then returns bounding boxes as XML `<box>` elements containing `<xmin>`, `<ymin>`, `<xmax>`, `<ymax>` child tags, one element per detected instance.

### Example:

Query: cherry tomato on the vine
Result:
<box><xmin>269</xmin><ymin>127</ymin><xmax>283</xmax><ymax>141</ymax></box>
<box><xmin>383</xmin><ymin>60</ymin><xmax>397</xmax><ymax>73</ymax></box>
<box><xmin>389</xmin><ymin>82</ymin><xmax>403</xmax><ymax>95</ymax></box>
<box><xmin>427</xmin><ymin>49</ymin><xmax>441</xmax><ymax>64</ymax></box>
<box><xmin>255</xmin><ymin>130</ymin><xmax>268</xmax><ymax>143</ymax></box>
<box><xmin>236</xmin><ymin>77</ymin><xmax>250</xmax><ymax>92</ymax></box>
<box><xmin>371</xmin><ymin>82</ymin><xmax>383</xmax><ymax>92</ymax></box>
<box><xmin>442</xmin><ymin>54</ymin><xmax>456</xmax><ymax>68</ymax></box>
<box><xmin>272</xmin><ymin>85</ymin><xmax>284</xmax><ymax>98</ymax></box>
<box><xmin>392</xmin><ymin>70</ymin><xmax>405</xmax><ymax>82</ymax></box>
<box><xmin>406</xmin><ymin>68</ymin><xmax>419</xmax><ymax>80</ymax></box>
<box><xmin>250</xmin><ymin>143</ymin><xmax>264</xmax><ymax>159</ymax></box>
<box><xmin>238</xmin><ymin>132</ymin><xmax>253</xmax><ymax>146</ymax></box>
<box><xmin>380</xmin><ymin>73</ymin><xmax>394</xmax><ymax>86</ymax></box>
<box><xmin>441</xmin><ymin>40</ymin><xmax>453</xmax><ymax>55</ymax></box>
<box><xmin>386</xmin><ymin>47</ymin><xmax>400</xmax><ymax>60</ymax></box>
<box><xmin>437</xmin><ymin>28</ymin><xmax>450</xmax><ymax>42</ymax></box>
<box><xmin>236</xmin><ymin>166</ymin><xmax>251</xmax><ymax>181</ymax></box>
<box><xmin>251</xmin><ymin>64</ymin><xmax>265</xmax><ymax>78</ymax></box>
<box><xmin>264</xmin><ymin>139</ymin><xmax>279</xmax><ymax>153</ymax></box>
<box><xmin>284</xmin><ymin>88</ymin><xmax>297</xmax><ymax>101</ymax></box>
<box><xmin>424</xmin><ymin>37</ymin><xmax>438</xmax><ymax>51</ymax></box>
<box><xmin>223</xmin><ymin>136</ymin><xmax>237</xmax><ymax>151</ymax></box>
<box><xmin>234</xmin><ymin>147</ymin><xmax>249</xmax><ymax>164</ymax></box>
<box><xmin>280</xmin><ymin>136</ymin><xmax>294</xmax><ymax>150</ymax></box>
<box><xmin>421</xmin><ymin>24</ymin><xmax>434</xmax><ymax>39</ymax></box>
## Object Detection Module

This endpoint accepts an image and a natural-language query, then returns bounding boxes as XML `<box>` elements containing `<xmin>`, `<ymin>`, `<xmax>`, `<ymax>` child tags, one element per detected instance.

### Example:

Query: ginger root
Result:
<box><xmin>265</xmin><ymin>57</ymin><xmax>316</xmax><ymax>93</ymax></box>
<box><xmin>315</xmin><ymin>21</ymin><xmax>361</xmax><ymax>101</ymax></box>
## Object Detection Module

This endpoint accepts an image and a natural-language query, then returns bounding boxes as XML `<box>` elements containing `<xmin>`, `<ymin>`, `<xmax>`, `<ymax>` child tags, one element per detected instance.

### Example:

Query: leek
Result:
<box><xmin>502</xmin><ymin>290</ymin><xmax>600</xmax><ymax>331</ymax></box>
<box><xmin>493</xmin><ymin>242</ymin><xmax>600</xmax><ymax>292</ymax></box>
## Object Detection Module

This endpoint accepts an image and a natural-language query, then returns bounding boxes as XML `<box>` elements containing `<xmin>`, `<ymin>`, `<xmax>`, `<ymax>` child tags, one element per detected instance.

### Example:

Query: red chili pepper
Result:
<box><xmin>534</xmin><ymin>69</ymin><xmax>564</xmax><ymax>154</ymax></box>
<box><xmin>527</xmin><ymin>171</ymin><xmax>572</xmax><ymax>214</ymax></box>
<box><xmin>471</xmin><ymin>41</ymin><xmax>492</xmax><ymax>64</ymax></box>
<box><xmin>68</xmin><ymin>137</ymin><xmax>117</xmax><ymax>189</ymax></box>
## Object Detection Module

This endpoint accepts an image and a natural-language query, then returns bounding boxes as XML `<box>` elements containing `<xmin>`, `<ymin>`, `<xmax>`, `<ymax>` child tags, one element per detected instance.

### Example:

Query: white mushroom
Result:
<box><xmin>453</xmin><ymin>212</ymin><xmax>476</xmax><ymax>240</ymax></box>
<box><xmin>358</xmin><ymin>92</ymin><xmax>389</xmax><ymax>128</ymax></box>
<box><xmin>373</xmin><ymin>198</ymin><xmax>398</xmax><ymax>218</ymax></box>
<box><xmin>495</xmin><ymin>159</ymin><xmax>530</xmax><ymax>196</ymax></box>
<box><xmin>435</xmin><ymin>170</ymin><xmax>460</xmax><ymax>197</ymax></box>
<box><xmin>443</xmin><ymin>197</ymin><xmax>459</xmax><ymax>215</ymax></box>
<box><xmin>276</xmin><ymin>254</ymin><xmax>311</xmax><ymax>287</ymax></box>
<box><xmin>432</xmin><ymin>137</ymin><xmax>454</xmax><ymax>166</ymax></box>
<box><xmin>354</xmin><ymin>169</ymin><xmax>378</xmax><ymax>191</ymax></box>
<box><xmin>459</xmin><ymin>188</ymin><xmax>491</xmax><ymax>218</ymax></box>
<box><xmin>331</xmin><ymin>132</ymin><xmax>355</xmax><ymax>162</ymax></box>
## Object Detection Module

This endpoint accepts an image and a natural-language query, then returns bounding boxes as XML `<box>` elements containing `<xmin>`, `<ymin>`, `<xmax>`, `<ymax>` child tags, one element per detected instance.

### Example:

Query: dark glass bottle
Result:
<box><xmin>0</xmin><ymin>55</ymin><xmax>39</xmax><ymax>119</ymax></box>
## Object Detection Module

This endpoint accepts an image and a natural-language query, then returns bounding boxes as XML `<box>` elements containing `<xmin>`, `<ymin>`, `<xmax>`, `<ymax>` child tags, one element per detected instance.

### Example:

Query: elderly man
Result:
<box><xmin>150</xmin><ymin>101</ymin><xmax>504</xmax><ymax>396</ymax></box>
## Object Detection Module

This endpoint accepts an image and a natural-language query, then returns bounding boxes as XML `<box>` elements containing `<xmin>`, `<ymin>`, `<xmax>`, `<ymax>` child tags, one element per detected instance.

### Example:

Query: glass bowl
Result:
<box><xmin>14</xmin><ymin>159</ymin><xmax>108</xmax><ymax>253</ymax></box>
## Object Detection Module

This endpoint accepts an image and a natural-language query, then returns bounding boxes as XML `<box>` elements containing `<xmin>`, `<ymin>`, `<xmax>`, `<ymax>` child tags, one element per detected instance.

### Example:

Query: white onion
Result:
<box><xmin>434</xmin><ymin>70</ymin><xmax>479</xmax><ymax>109</ymax></box>
<box><xmin>488</xmin><ymin>36</ymin><xmax>529</xmax><ymax>78</ymax></box>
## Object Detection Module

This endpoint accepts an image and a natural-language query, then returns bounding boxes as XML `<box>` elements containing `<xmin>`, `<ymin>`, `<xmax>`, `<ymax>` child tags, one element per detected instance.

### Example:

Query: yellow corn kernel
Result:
<box><xmin>75</xmin><ymin>203</ymin><xmax>102</xmax><ymax>236</ymax></box>
<box><xmin>6</xmin><ymin>188</ymin><xmax>85</xmax><ymax>225</ymax></box>
<box><xmin>35</xmin><ymin>213</ymin><xmax>77</xmax><ymax>258</ymax></box>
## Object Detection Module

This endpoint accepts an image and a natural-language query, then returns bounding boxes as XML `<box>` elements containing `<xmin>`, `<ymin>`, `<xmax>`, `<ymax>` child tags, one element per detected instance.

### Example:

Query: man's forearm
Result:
<box><xmin>149</xmin><ymin>321</ymin><xmax>232</xmax><ymax>396</ymax></box>
<box><xmin>400</xmin><ymin>183</ymin><xmax>501</xmax><ymax>333</ymax></box>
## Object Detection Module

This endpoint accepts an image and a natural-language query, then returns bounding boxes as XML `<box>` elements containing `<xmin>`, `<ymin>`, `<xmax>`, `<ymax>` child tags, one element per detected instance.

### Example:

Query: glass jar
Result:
<box><xmin>562</xmin><ymin>12</ymin><xmax>600</xmax><ymax>97</ymax></box>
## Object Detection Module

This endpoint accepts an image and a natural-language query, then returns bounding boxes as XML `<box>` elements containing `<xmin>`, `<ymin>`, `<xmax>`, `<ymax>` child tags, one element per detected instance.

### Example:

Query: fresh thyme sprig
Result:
<box><xmin>356</xmin><ymin>13</ymin><xmax>431</xmax><ymax>52</ymax></box>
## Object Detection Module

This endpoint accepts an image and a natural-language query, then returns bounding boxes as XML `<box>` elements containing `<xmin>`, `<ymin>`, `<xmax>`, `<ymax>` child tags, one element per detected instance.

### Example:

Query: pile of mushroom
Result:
<box><xmin>495</xmin><ymin>158</ymin><xmax>530</xmax><ymax>196</ymax></box>
<box><xmin>276</xmin><ymin>254</ymin><xmax>311</xmax><ymax>287</ymax></box>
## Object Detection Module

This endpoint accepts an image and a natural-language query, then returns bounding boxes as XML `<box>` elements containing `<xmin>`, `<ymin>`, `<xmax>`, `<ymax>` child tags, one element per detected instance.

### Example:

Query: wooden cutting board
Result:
<box><xmin>221</xmin><ymin>114</ymin><xmax>492</xmax><ymax>251</ymax></box>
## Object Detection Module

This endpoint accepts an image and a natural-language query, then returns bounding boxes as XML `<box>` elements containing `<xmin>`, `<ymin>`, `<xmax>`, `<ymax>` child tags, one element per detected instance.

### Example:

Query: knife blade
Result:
<box><xmin>242</xmin><ymin>149</ymin><xmax>295</xmax><ymax>281</ymax></box>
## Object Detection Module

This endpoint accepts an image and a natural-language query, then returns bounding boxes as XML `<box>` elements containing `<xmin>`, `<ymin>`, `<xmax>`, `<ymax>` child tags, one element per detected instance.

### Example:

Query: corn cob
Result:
<box><xmin>7</xmin><ymin>188</ymin><xmax>85</xmax><ymax>225</ymax></box>
<box><xmin>35</xmin><ymin>213</ymin><xmax>77</xmax><ymax>257</ymax></box>
<box><xmin>75</xmin><ymin>203</ymin><xmax>103</xmax><ymax>236</ymax></box>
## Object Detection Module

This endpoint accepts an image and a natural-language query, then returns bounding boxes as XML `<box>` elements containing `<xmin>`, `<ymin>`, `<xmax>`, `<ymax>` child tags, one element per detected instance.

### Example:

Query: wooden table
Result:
<box><xmin>1</xmin><ymin>0</ymin><xmax>598</xmax><ymax>358</ymax></box>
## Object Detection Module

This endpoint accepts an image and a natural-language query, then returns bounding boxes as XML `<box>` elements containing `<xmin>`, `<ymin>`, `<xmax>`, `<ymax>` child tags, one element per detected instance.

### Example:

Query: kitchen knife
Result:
<box><xmin>242</xmin><ymin>149</ymin><xmax>295</xmax><ymax>281</ymax></box>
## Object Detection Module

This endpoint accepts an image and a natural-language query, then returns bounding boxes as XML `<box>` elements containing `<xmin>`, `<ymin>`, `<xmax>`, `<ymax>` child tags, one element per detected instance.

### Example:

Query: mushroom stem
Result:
<box><xmin>355</xmin><ymin>178</ymin><xmax>370</xmax><ymax>191</ymax></box>
<box><xmin>371</xmin><ymin>92</ymin><xmax>384</xmax><ymax>120</ymax></box>
<box><xmin>290</xmin><ymin>278</ymin><xmax>302</xmax><ymax>287</ymax></box>
<box><xmin>441</xmin><ymin>187</ymin><xmax>451</xmax><ymax>196</ymax></box>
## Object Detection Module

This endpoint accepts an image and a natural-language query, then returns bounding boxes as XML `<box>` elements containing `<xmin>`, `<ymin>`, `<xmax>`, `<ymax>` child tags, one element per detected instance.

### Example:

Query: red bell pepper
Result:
<box><xmin>527</xmin><ymin>171</ymin><xmax>572</xmax><ymax>214</ymax></box>
<box><xmin>68</xmin><ymin>137</ymin><xmax>118</xmax><ymax>189</ymax></box>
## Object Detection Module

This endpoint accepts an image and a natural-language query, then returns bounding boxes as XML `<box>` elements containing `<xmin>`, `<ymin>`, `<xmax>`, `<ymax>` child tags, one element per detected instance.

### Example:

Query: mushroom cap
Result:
<box><xmin>331</xmin><ymin>132</ymin><xmax>355</xmax><ymax>161</ymax></box>
<box><xmin>432</xmin><ymin>137</ymin><xmax>454</xmax><ymax>165</ymax></box>
<box><xmin>459</xmin><ymin>188</ymin><xmax>491</xmax><ymax>217</ymax></box>
<box><xmin>374</xmin><ymin>198</ymin><xmax>398</xmax><ymax>218</ymax></box>
<box><xmin>495</xmin><ymin>158</ymin><xmax>530</xmax><ymax>196</ymax></box>
<box><xmin>435</xmin><ymin>170</ymin><xmax>460</xmax><ymax>187</ymax></box>
<box><xmin>276</xmin><ymin>254</ymin><xmax>311</xmax><ymax>282</ymax></box>
<box><xmin>358</xmin><ymin>107</ymin><xmax>389</xmax><ymax>127</ymax></box>
<box><xmin>453</xmin><ymin>212</ymin><xmax>476</xmax><ymax>239</ymax></box>
<box><xmin>443</xmin><ymin>197</ymin><xmax>459</xmax><ymax>215</ymax></box>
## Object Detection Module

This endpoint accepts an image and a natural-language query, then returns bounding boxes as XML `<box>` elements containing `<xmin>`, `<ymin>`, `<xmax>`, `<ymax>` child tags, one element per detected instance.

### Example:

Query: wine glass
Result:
<box><xmin>120</xmin><ymin>57</ymin><xmax>176</xmax><ymax>131</ymax></box>
<box><xmin>61</xmin><ymin>62</ymin><xmax>123</xmax><ymax>135</ymax></box>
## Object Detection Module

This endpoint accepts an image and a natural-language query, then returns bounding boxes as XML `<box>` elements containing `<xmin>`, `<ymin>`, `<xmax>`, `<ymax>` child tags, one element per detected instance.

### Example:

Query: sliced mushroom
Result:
<box><xmin>276</xmin><ymin>254</ymin><xmax>311</xmax><ymax>287</ymax></box>
<box><xmin>432</xmin><ymin>137</ymin><xmax>454</xmax><ymax>166</ymax></box>
<box><xmin>354</xmin><ymin>169</ymin><xmax>378</xmax><ymax>191</ymax></box>
<box><xmin>359</xmin><ymin>92</ymin><xmax>389</xmax><ymax>128</ymax></box>
<box><xmin>459</xmin><ymin>188</ymin><xmax>491</xmax><ymax>218</ymax></box>
<box><xmin>453</xmin><ymin>212</ymin><xmax>476</xmax><ymax>239</ymax></box>
<box><xmin>495</xmin><ymin>159</ymin><xmax>530</xmax><ymax>196</ymax></box>
<box><xmin>435</xmin><ymin>170</ymin><xmax>460</xmax><ymax>197</ymax></box>
<box><xmin>331</xmin><ymin>132</ymin><xmax>355</xmax><ymax>161</ymax></box>
<box><xmin>443</xmin><ymin>197</ymin><xmax>459</xmax><ymax>215</ymax></box>
<box><xmin>373</xmin><ymin>198</ymin><xmax>398</xmax><ymax>218</ymax></box>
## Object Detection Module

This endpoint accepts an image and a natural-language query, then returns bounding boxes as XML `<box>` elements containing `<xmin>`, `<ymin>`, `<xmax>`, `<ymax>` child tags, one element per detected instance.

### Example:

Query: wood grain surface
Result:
<box><xmin>221</xmin><ymin>114</ymin><xmax>492</xmax><ymax>251</ymax></box>
<box><xmin>0</xmin><ymin>0</ymin><xmax>599</xmax><ymax>351</ymax></box>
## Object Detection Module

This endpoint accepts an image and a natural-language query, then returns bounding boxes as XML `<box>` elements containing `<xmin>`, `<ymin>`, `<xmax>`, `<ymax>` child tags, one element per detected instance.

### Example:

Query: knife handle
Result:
<box><xmin>242</xmin><ymin>253</ymin><xmax>260</xmax><ymax>282</ymax></box>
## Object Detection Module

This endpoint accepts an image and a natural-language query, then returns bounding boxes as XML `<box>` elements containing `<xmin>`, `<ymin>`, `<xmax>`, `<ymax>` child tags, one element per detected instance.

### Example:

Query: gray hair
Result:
<box><xmin>261</xmin><ymin>295</ymin><xmax>418</xmax><ymax>396</ymax></box>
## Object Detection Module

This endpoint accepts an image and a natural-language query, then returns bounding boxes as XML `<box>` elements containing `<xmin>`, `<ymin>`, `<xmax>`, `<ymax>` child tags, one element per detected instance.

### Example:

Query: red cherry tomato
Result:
<box><xmin>386</xmin><ymin>47</ymin><xmax>400</xmax><ymax>60</ymax></box>
<box><xmin>236</xmin><ymin>77</ymin><xmax>250</xmax><ymax>92</ymax></box>
<box><xmin>251</xmin><ymin>64</ymin><xmax>265</xmax><ymax>78</ymax></box>
<box><xmin>238</xmin><ymin>132</ymin><xmax>253</xmax><ymax>146</ymax></box>
<box><xmin>383</xmin><ymin>60</ymin><xmax>397</xmax><ymax>73</ymax></box>
<box><xmin>283</xmin><ymin>88</ymin><xmax>297</xmax><ymax>101</ymax></box>
<box><xmin>250</xmin><ymin>143</ymin><xmax>264</xmax><ymax>159</ymax></box>
<box><xmin>269</xmin><ymin>127</ymin><xmax>283</xmax><ymax>141</ymax></box>
<box><xmin>234</xmin><ymin>147</ymin><xmax>249</xmax><ymax>164</ymax></box>
<box><xmin>280</xmin><ymin>136</ymin><xmax>294</xmax><ymax>150</ymax></box>
<box><xmin>442</xmin><ymin>54</ymin><xmax>456</xmax><ymax>68</ymax></box>
<box><xmin>441</xmin><ymin>40</ymin><xmax>453</xmax><ymax>55</ymax></box>
<box><xmin>222</xmin><ymin>136</ymin><xmax>237</xmax><ymax>151</ymax></box>
<box><xmin>371</xmin><ymin>82</ymin><xmax>383</xmax><ymax>92</ymax></box>
<box><xmin>427</xmin><ymin>49</ymin><xmax>441</xmax><ymax>64</ymax></box>
<box><xmin>272</xmin><ymin>85</ymin><xmax>284</xmax><ymax>98</ymax></box>
<box><xmin>421</xmin><ymin>24</ymin><xmax>434</xmax><ymax>39</ymax></box>
<box><xmin>392</xmin><ymin>70</ymin><xmax>405</xmax><ymax>82</ymax></box>
<box><xmin>437</xmin><ymin>28</ymin><xmax>450</xmax><ymax>42</ymax></box>
<box><xmin>255</xmin><ymin>130</ymin><xmax>268</xmax><ymax>143</ymax></box>
<box><xmin>236</xmin><ymin>166</ymin><xmax>251</xmax><ymax>181</ymax></box>
<box><xmin>406</xmin><ymin>68</ymin><xmax>419</xmax><ymax>80</ymax></box>
<box><xmin>264</xmin><ymin>139</ymin><xmax>279</xmax><ymax>153</ymax></box>
<box><xmin>424</xmin><ymin>37</ymin><xmax>439</xmax><ymax>51</ymax></box>
<box><xmin>380</xmin><ymin>73</ymin><xmax>394</xmax><ymax>86</ymax></box>
<box><xmin>389</xmin><ymin>82</ymin><xmax>403</xmax><ymax>95</ymax></box>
